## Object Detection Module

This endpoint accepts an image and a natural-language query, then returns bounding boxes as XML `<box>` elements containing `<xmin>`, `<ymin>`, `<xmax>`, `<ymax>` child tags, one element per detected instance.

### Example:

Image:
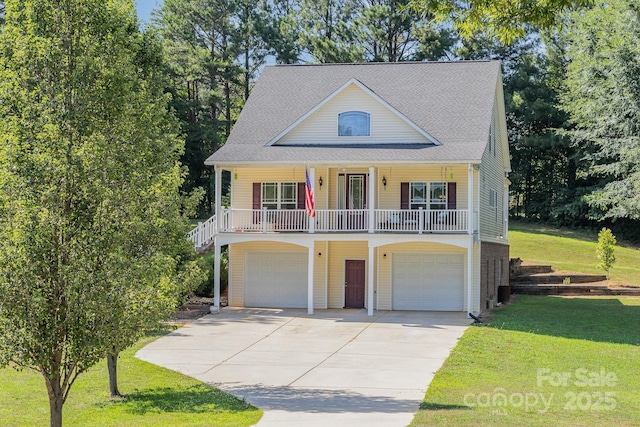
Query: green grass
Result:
<box><xmin>509</xmin><ymin>220</ymin><xmax>640</xmax><ymax>286</ymax></box>
<box><xmin>0</xmin><ymin>333</ymin><xmax>262</xmax><ymax>427</ymax></box>
<box><xmin>410</xmin><ymin>295</ymin><xmax>640</xmax><ymax>426</ymax></box>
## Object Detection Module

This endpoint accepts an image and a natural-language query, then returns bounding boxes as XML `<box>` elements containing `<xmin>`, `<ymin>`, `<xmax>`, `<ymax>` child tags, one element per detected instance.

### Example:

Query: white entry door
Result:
<box><xmin>245</xmin><ymin>251</ymin><xmax>308</xmax><ymax>308</ymax></box>
<box><xmin>392</xmin><ymin>253</ymin><xmax>464</xmax><ymax>311</ymax></box>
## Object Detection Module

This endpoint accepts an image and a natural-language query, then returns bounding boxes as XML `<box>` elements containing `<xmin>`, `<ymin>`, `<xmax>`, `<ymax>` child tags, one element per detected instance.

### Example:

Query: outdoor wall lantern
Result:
<box><xmin>382</xmin><ymin>176</ymin><xmax>387</xmax><ymax>188</ymax></box>
<box><xmin>319</xmin><ymin>176</ymin><xmax>323</xmax><ymax>189</ymax></box>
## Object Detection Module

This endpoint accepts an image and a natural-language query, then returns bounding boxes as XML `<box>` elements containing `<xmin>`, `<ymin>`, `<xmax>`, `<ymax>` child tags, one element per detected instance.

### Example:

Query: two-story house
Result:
<box><xmin>194</xmin><ymin>61</ymin><xmax>510</xmax><ymax>316</ymax></box>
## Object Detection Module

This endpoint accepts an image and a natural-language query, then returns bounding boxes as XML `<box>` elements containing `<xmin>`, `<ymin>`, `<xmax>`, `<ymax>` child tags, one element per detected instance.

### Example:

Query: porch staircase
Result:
<box><xmin>188</xmin><ymin>214</ymin><xmax>216</xmax><ymax>254</ymax></box>
<box><xmin>510</xmin><ymin>261</ymin><xmax>640</xmax><ymax>296</ymax></box>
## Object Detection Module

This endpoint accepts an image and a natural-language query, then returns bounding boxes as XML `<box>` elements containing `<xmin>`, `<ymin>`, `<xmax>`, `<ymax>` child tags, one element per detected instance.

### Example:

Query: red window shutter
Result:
<box><xmin>252</xmin><ymin>182</ymin><xmax>262</xmax><ymax>223</ymax></box>
<box><xmin>297</xmin><ymin>182</ymin><xmax>305</xmax><ymax>209</ymax></box>
<box><xmin>447</xmin><ymin>182</ymin><xmax>457</xmax><ymax>210</ymax></box>
<box><xmin>400</xmin><ymin>182</ymin><xmax>409</xmax><ymax>209</ymax></box>
<box><xmin>252</xmin><ymin>183</ymin><xmax>261</xmax><ymax>209</ymax></box>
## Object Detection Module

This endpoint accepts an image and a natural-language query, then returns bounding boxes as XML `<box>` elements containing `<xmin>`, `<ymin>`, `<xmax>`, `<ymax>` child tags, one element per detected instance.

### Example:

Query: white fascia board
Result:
<box><xmin>495</xmin><ymin>73</ymin><xmax>511</xmax><ymax>172</ymax></box>
<box><xmin>209</xmin><ymin>160</ymin><xmax>480</xmax><ymax>169</ymax></box>
<box><xmin>266</xmin><ymin>77</ymin><xmax>442</xmax><ymax>146</ymax></box>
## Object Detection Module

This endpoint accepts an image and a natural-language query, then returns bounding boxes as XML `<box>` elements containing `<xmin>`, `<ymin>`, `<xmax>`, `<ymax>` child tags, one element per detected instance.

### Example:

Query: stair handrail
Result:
<box><xmin>187</xmin><ymin>214</ymin><xmax>216</xmax><ymax>250</ymax></box>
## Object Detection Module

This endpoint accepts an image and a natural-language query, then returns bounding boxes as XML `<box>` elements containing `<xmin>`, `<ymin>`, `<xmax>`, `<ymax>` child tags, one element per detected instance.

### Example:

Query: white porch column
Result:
<box><xmin>467</xmin><ymin>239</ymin><xmax>474</xmax><ymax>315</ymax></box>
<box><xmin>309</xmin><ymin>167</ymin><xmax>315</xmax><ymax>234</ymax></box>
<box><xmin>308</xmin><ymin>245</ymin><xmax>315</xmax><ymax>315</ymax></box>
<box><xmin>467</xmin><ymin>164</ymin><xmax>474</xmax><ymax>235</ymax></box>
<box><xmin>215</xmin><ymin>166</ymin><xmax>222</xmax><ymax>233</ymax></box>
<box><xmin>368</xmin><ymin>167</ymin><xmax>375</xmax><ymax>233</ymax></box>
<box><xmin>213</xmin><ymin>239</ymin><xmax>221</xmax><ymax>313</ymax></box>
<box><xmin>368</xmin><ymin>244</ymin><xmax>375</xmax><ymax>316</ymax></box>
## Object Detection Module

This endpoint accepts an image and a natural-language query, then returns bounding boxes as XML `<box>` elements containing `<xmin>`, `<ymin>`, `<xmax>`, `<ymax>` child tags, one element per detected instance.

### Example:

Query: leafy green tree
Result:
<box><xmin>562</xmin><ymin>0</ymin><xmax>640</xmax><ymax>222</ymax></box>
<box><xmin>596</xmin><ymin>228</ymin><xmax>617</xmax><ymax>279</ymax></box>
<box><xmin>0</xmin><ymin>1</ymin><xmax>201</xmax><ymax>425</ymax></box>
<box><xmin>409</xmin><ymin>0</ymin><xmax>591</xmax><ymax>43</ymax></box>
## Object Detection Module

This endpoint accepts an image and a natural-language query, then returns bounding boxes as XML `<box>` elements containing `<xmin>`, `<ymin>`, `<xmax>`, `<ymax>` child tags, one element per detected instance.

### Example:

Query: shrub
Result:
<box><xmin>596</xmin><ymin>228</ymin><xmax>617</xmax><ymax>279</ymax></box>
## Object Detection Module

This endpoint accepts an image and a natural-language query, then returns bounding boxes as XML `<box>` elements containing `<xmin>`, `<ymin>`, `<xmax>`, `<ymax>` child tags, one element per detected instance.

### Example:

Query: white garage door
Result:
<box><xmin>392</xmin><ymin>253</ymin><xmax>464</xmax><ymax>311</ymax></box>
<box><xmin>245</xmin><ymin>251</ymin><xmax>308</xmax><ymax>308</ymax></box>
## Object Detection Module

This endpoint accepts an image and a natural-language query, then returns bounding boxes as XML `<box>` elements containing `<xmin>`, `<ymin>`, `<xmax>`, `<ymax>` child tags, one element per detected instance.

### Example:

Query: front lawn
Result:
<box><xmin>0</xmin><ymin>333</ymin><xmax>262</xmax><ymax>427</ymax></box>
<box><xmin>411</xmin><ymin>295</ymin><xmax>640</xmax><ymax>426</ymax></box>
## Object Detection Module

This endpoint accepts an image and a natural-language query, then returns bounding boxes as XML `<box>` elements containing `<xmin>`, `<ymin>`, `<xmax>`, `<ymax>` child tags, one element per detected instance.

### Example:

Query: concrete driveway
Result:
<box><xmin>136</xmin><ymin>309</ymin><xmax>471</xmax><ymax>427</ymax></box>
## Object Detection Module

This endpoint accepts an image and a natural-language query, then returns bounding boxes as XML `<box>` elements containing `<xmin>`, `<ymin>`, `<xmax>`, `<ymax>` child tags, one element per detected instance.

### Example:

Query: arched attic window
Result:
<box><xmin>338</xmin><ymin>111</ymin><xmax>370</xmax><ymax>136</ymax></box>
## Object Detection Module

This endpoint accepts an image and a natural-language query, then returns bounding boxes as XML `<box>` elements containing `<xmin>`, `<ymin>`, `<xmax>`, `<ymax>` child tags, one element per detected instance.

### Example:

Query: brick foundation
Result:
<box><xmin>480</xmin><ymin>241</ymin><xmax>510</xmax><ymax>310</ymax></box>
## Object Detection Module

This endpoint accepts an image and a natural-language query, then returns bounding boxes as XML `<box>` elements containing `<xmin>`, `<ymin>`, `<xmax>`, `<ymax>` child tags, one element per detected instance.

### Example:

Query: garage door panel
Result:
<box><xmin>392</xmin><ymin>253</ymin><xmax>464</xmax><ymax>311</ymax></box>
<box><xmin>245</xmin><ymin>251</ymin><xmax>307</xmax><ymax>308</ymax></box>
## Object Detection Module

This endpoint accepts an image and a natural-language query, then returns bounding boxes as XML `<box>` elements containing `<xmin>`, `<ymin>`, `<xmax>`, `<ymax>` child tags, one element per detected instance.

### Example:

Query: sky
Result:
<box><xmin>135</xmin><ymin>0</ymin><xmax>163</xmax><ymax>23</ymax></box>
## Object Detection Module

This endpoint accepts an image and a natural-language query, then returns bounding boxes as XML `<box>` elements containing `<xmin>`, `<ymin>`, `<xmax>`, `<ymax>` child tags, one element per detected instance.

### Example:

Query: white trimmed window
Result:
<box><xmin>489</xmin><ymin>188</ymin><xmax>498</xmax><ymax>221</ymax></box>
<box><xmin>338</xmin><ymin>111</ymin><xmax>370</xmax><ymax>136</ymax></box>
<box><xmin>410</xmin><ymin>182</ymin><xmax>427</xmax><ymax>210</ymax></box>
<box><xmin>430</xmin><ymin>182</ymin><xmax>447</xmax><ymax>210</ymax></box>
<box><xmin>262</xmin><ymin>182</ymin><xmax>297</xmax><ymax>209</ymax></box>
<box><xmin>410</xmin><ymin>182</ymin><xmax>447</xmax><ymax>210</ymax></box>
<box><xmin>489</xmin><ymin>189</ymin><xmax>497</xmax><ymax>208</ymax></box>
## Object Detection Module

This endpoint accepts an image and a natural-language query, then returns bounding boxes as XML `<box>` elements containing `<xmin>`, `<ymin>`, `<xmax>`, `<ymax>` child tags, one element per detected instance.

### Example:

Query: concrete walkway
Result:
<box><xmin>136</xmin><ymin>309</ymin><xmax>471</xmax><ymax>427</ymax></box>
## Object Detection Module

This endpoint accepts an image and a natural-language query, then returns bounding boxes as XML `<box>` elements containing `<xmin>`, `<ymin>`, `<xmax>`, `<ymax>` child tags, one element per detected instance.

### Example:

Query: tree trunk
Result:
<box><xmin>44</xmin><ymin>375</ymin><xmax>64</xmax><ymax>427</ymax></box>
<box><xmin>107</xmin><ymin>351</ymin><xmax>123</xmax><ymax>398</ymax></box>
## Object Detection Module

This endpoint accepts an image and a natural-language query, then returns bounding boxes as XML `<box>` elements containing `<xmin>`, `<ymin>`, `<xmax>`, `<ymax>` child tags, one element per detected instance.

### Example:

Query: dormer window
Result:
<box><xmin>338</xmin><ymin>111</ymin><xmax>370</xmax><ymax>136</ymax></box>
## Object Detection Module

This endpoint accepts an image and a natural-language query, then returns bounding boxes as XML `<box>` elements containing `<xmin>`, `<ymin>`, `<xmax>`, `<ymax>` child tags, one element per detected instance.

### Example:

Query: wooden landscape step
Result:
<box><xmin>518</xmin><ymin>264</ymin><xmax>553</xmax><ymax>275</ymax></box>
<box><xmin>508</xmin><ymin>258</ymin><xmax>639</xmax><ymax>296</ymax></box>
<box><xmin>512</xmin><ymin>272</ymin><xmax>608</xmax><ymax>284</ymax></box>
<box><xmin>512</xmin><ymin>283</ymin><xmax>640</xmax><ymax>296</ymax></box>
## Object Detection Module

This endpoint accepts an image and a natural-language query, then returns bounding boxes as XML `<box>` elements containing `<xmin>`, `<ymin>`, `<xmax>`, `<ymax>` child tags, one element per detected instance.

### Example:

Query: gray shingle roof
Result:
<box><xmin>205</xmin><ymin>61</ymin><xmax>502</xmax><ymax>166</ymax></box>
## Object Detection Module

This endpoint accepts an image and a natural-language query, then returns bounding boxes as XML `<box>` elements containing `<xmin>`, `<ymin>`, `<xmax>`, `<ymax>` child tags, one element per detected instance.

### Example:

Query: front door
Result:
<box><xmin>345</xmin><ymin>260</ymin><xmax>365</xmax><ymax>308</ymax></box>
<box><xmin>347</xmin><ymin>174</ymin><xmax>366</xmax><ymax>229</ymax></box>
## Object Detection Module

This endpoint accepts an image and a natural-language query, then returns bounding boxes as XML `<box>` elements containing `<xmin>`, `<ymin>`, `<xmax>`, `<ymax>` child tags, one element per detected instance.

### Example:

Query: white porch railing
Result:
<box><xmin>375</xmin><ymin>209</ymin><xmax>468</xmax><ymax>233</ymax></box>
<box><xmin>188</xmin><ymin>214</ymin><xmax>216</xmax><ymax>250</ymax></box>
<box><xmin>217</xmin><ymin>208</ymin><xmax>468</xmax><ymax>234</ymax></box>
<box><xmin>315</xmin><ymin>209</ymin><xmax>369</xmax><ymax>232</ymax></box>
<box><xmin>220</xmin><ymin>208</ymin><xmax>309</xmax><ymax>232</ymax></box>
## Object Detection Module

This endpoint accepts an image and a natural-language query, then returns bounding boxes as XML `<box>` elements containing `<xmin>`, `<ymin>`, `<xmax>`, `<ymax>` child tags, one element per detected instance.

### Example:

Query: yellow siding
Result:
<box><xmin>376</xmin><ymin>166</ymin><xmax>470</xmax><ymax>210</ymax></box>
<box><xmin>231</xmin><ymin>167</ymin><xmax>329</xmax><ymax>210</ymax></box>
<box><xmin>231</xmin><ymin>165</ymin><xmax>470</xmax><ymax>212</ymax></box>
<box><xmin>479</xmin><ymin>96</ymin><xmax>508</xmax><ymax>241</ymax></box>
<box><xmin>228</xmin><ymin>241</ymin><xmax>308</xmax><ymax>307</ymax></box>
<box><xmin>278</xmin><ymin>84</ymin><xmax>428</xmax><ymax>144</ymax></box>
<box><xmin>327</xmin><ymin>241</ymin><xmax>369</xmax><ymax>308</ymax></box>
<box><xmin>314</xmin><ymin>241</ymin><xmax>328</xmax><ymax>309</ymax></box>
<box><xmin>376</xmin><ymin>242</ymin><xmax>467</xmax><ymax>310</ymax></box>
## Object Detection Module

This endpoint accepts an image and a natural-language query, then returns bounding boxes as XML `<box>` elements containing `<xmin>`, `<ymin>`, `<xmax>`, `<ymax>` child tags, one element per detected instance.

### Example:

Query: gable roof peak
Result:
<box><xmin>267</xmin><ymin>76</ymin><xmax>441</xmax><ymax>146</ymax></box>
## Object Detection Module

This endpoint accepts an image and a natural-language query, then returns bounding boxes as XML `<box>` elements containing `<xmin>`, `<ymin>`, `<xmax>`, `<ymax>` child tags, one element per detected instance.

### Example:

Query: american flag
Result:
<box><xmin>305</xmin><ymin>166</ymin><xmax>316</xmax><ymax>217</ymax></box>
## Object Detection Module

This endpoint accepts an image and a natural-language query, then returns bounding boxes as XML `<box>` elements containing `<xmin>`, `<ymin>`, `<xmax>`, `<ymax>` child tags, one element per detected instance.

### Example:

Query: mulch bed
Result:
<box><xmin>168</xmin><ymin>295</ymin><xmax>228</xmax><ymax>322</ymax></box>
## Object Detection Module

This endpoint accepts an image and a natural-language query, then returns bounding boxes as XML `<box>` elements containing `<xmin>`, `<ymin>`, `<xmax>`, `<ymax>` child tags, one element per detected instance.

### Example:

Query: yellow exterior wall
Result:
<box><xmin>375</xmin><ymin>166</ymin><xmax>469</xmax><ymax>211</ymax></box>
<box><xmin>229</xmin><ymin>165</ymin><xmax>470</xmax><ymax>213</ymax></box>
<box><xmin>278</xmin><ymin>83</ymin><xmax>428</xmax><ymax>144</ymax></box>
<box><xmin>231</xmin><ymin>167</ymin><xmax>329</xmax><ymax>210</ymax></box>
<box><xmin>326</xmin><ymin>241</ymin><xmax>369</xmax><ymax>309</ymax></box>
